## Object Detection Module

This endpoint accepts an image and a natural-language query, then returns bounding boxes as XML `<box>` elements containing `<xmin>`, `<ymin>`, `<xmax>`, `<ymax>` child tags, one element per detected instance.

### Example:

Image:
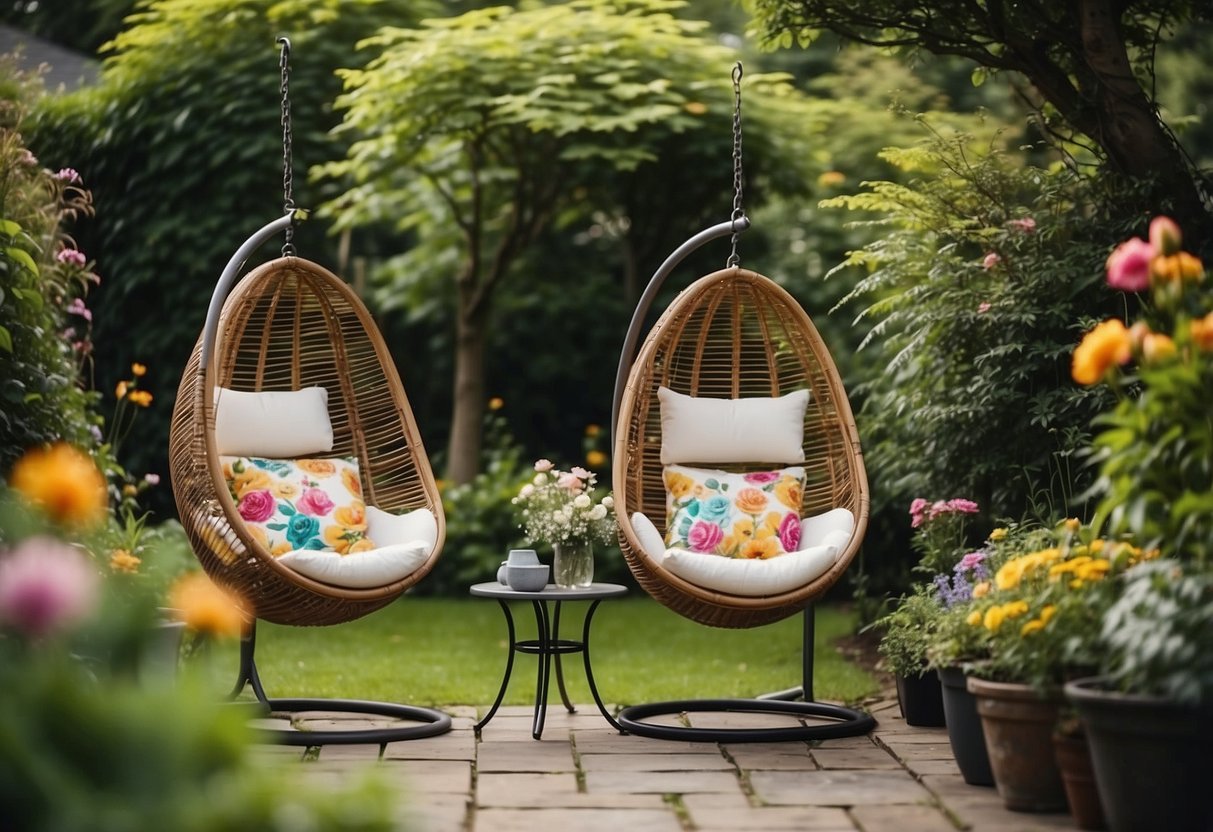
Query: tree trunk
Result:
<box><xmin>445</xmin><ymin>300</ymin><xmax>489</xmax><ymax>485</ymax></box>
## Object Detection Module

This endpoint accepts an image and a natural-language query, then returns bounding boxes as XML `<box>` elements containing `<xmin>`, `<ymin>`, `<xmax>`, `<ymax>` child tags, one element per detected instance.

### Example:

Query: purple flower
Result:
<box><xmin>56</xmin><ymin>249</ymin><xmax>86</xmax><ymax>267</ymax></box>
<box><xmin>0</xmin><ymin>537</ymin><xmax>100</xmax><ymax>639</ymax></box>
<box><xmin>55</xmin><ymin>168</ymin><xmax>82</xmax><ymax>184</ymax></box>
<box><xmin>88</xmin><ymin>424</ymin><xmax>103</xmax><ymax>443</ymax></box>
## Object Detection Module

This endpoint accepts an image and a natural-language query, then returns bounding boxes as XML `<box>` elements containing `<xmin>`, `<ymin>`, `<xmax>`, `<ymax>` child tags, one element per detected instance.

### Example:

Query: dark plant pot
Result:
<box><xmin>895</xmin><ymin>669</ymin><xmax>946</xmax><ymax>727</ymax></box>
<box><xmin>967</xmin><ymin>676</ymin><xmax>1067</xmax><ymax>812</ymax></box>
<box><xmin>1066</xmin><ymin>677</ymin><xmax>1213</xmax><ymax>832</ymax></box>
<box><xmin>1053</xmin><ymin>730</ymin><xmax>1106</xmax><ymax>830</ymax></box>
<box><xmin>937</xmin><ymin>665</ymin><xmax>994</xmax><ymax>786</ymax></box>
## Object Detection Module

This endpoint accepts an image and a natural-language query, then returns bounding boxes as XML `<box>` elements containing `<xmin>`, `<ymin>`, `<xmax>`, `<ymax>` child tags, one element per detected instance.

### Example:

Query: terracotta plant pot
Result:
<box><xmin>1053</xmin><ymin>730</ymin><xmax>1105</xmax><ymax>830</ymax></box>
<box><xmin>1066</xmin><ymin>677</ymin><xmax>1213</xmax><ymax>832</ymax></box>
<box><xmin>937</xmin><ymin>665</ymin><xmax>994</xmax><ymax>786</ymax></box>
<box><xmin>895</xmin><ymin>669</ymin><xmax>946</xmax><ymax>727</ymax></box>
<box><xmin>967</xmin><ymin>676</ymin><xmax>1067</xmax><ymax>812</ymax></box>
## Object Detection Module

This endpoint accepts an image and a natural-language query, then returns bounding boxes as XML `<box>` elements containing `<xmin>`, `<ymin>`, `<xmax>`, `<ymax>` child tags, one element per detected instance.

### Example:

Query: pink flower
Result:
<box><xmin>982</xmin><ymin>252</ymin><xmax>1001</xmax><ymax>270</ymax></box>
<box><xmin>1106</xmin><ymin>237</ymin><xmax>1153</xmax><ymax>292</ymax></box>
<box><xmin>19</xmin><ymin>149</ymin><xmax>37</xmax><ymax>166</ymax></box>
<box><xmin>743</xmin><ymin>471</ymin><xmax>780</xmax><ymax>485</ymax></box>
<box><xmin>569</xmin><ymin>466</ymin><xmax>591</xmax><ymax>481</ymax></box>
<box><xmin>296</xmin><ymin>487</ymin><xmax>335</xmax><ymax>517</ymax></box>
<box><xmin>909</xmin><ymin>498</ymin><xmax>929</xmax><ymax>528</ymax></box>
<box><xmin>1148</xmin><ymin>216</ymin><xmax>1182</xmax><ymax>256</ymax></box>
<box><xmin>557</xmin><ymin>472</ymin><xmax>584</xmax><ymax>492</ymax></box>
<box><xmin>144</xmin><ymin>473</ymin><xmax>160</xmax><ymax>486</ymax></box>
<box><xmin>237</xmin><ymin>489</ymin><xmax>275</xmax><ymax>523</ymax></box>
<box><xmin>534</xmin><ymin>459</ymin><xmax>554</xmax><ymax>473</ymax></box>
<box><xmin>1008</xmin><ymin>217</ymin><xmax>1036</xmax><ymax>233</ymax></box>
<box><xmin>977</xmin><ymin>302</ymin><xmax>991</xmax><ymax>314</ymax></box>
<box><xmin>66</xmin><ymin>298</ymin><xmax>91</xmax><ymax>322</ymax></box>
<box><xmin>946</xmin><ymin>498</ymin><xmax>980</xmax><ymax>514</ymax></box>
<box><xmin>0</xmin><ymin>537</ymin><xmax>100</xmax><ymax>639</ymax></box>
<box><xmin>778</xmin><ymin>513</ymin><xmax>801</xmax><ymax>553</ymax></box>
<box><xmin>687</xmin><ymin>521</ymin><xmax>724</xmax><ymax>552</ymax></box>
<box><xmin>56</xmin><ymin>249</ymin><xmax>86</xmax><ymax>267</ymax></box>
<box><xmin>55</xmin><ymin>167</ymin><xmax>82</xmax><ymax>184</ymax></box>
<box><xmin>958</xmin><ymin>551</ymin><xmax>987</xmax><ymax>572</ymax></box>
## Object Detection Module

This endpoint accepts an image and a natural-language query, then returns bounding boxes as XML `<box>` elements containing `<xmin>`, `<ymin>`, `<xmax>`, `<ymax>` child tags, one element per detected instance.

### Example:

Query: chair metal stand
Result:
<box><xmin>614</xmin><ymin>604</ymin><xmax>876</xmax><ymax>742</ymax></box>
<box><xmin>231</xmin><ymin>621</ymin><xmax>451</xmax><ymax>746</ymax></box>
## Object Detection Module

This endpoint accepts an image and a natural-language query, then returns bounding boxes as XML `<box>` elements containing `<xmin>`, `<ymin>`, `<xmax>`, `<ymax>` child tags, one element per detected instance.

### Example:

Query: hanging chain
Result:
<box><xmin>278</xmin><ymin>36</ymin><xmax>296</xmax><ymax>257</ymax></box>
<box><xmin>727</xmin><ymin>61</ymin><xmax>745</xmax><ymax>269</ymax></box>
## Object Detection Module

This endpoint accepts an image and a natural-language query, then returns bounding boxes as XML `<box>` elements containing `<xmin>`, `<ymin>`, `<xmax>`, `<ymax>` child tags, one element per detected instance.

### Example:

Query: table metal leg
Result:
<box><xmin>552</xmin><ymin>601</ymin><xmax>575</xmax><ymax>714</ymax></box>
<box><xmin>475</xmin><ymin>600</ymin><xmax>517</xmax><ymax>733</ymax></box>
<box><xmin>532</xmin><ymin>599</ymin><xmax>552</xmax><ymax>739</ymax></box>
<box><xmin>581</xmin><ymin>599</ymin><xmax>622</xmax><ymax>731</ymax></box>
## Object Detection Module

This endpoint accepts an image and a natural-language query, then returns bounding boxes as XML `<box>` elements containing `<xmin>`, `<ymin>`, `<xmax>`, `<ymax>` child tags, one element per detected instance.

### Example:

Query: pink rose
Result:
<box><xmin>1008</xmin><ymin>217</ymin><xmax>1036</xmax><ymax>233</ymax></box>
<box><xmin>778</xmin><ymin>513</ymin><xmax>801</xmax><ymax>553</ymax></box>
<box><xmin>1106</xmin><ymin>237</ymin><xmax>1153</xmax><ymax>292</ymax></box>
<box><xmin>296</xmin><ymin>487</ymin><xmax>335</xmax><ymax>517</ymax></box>
<box><xmin>557</xmin><ymin>472</ymin><xmax>584</xmax><ymax>492</ymax></box>
<box><xmin>687</xmin><ymin>521</ymin><xmax>724</xmax><ymax>553</ymax></box>
<box><xmin>534</xmin><ymin>459</ymin><xmax>554</xmax><ymax>473</ymax></box>
<box><xmin>982</xmin><ymin>252</ymin><xmax>1001</xmax><ymax>270</ymax></box>
<box><xmin>237</xmin><ymin>489</ymin><xmax>276</xmax><ymax>523</ymax></box>
<box><xmin>1148</xmin><ymin>216</ymin><xmax>1182</xmax><ymax>256</ymax></box>
<box><xmin>743</xmin><ymin>471</ymin><xmax>780</xmax><ymax>485</ymax></box>
<box><xmin>0</xmin><ymin>537</ymin><xmax>99</xmax><ymax>639</ymax></box>
<box><xmin>569</xmin><ymin>466</ymin><xmax>591</xmax><ymax>481</ymax></box>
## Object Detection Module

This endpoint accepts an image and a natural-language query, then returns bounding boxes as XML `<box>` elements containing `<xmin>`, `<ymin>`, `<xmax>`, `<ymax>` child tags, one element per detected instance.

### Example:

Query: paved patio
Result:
<box><xmin>254</xmin><ymin>694</ymin><xmax>1081</xmax><ymax>831</ymax></box>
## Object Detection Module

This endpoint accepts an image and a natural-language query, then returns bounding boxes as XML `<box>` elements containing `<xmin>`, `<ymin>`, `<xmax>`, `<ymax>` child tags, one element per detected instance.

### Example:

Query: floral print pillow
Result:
<box><xmin>221</xmin><ymin>456</ymin><xmax>374</xmax><ymax>556</ymax></box>
<box><xmin>663</xmin><ymin>464</ymin><xmax>805</xmax><ymax>559</ymax></box>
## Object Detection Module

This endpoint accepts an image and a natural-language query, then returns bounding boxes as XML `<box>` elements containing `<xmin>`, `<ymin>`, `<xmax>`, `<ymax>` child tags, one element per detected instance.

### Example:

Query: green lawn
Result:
<box><xmin>197</xmin><ymin>596</ymin><xmax>878</xmax><ymax>710</ymax></box>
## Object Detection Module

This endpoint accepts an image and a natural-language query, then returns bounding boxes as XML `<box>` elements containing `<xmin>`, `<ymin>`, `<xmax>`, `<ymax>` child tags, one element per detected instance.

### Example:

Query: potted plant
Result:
<box><xmin>1063</xmin><ymin>217</ymin><xmax>1213</xmax><ymax>831</ymax></box>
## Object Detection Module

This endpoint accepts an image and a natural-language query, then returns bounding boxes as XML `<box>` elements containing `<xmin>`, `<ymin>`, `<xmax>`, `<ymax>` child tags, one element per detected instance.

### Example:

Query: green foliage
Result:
<box><xmin>1099</xmin><ymin>559</ymin><xmax>1213</xmax><ymax>703</ymax></box>
<box><xmin>873</xmin><ymin>586</ymin><xmax>941</xmax><ymax>676</ymax></box>
<box><xmin>1</xmin><ymin>0</ymin><xmax>136</xmax><ymax>53</ymax></box>
<box><xmin>27</xmin><ymin>0</ymin><xmax>437</xmax><ymax>518</ymax></box>
<box><xmin>830</xmin><ymin>128</ymin><xmax>1153</xmax><ymax>523</ymax></box>
<box><xmin>0</xmin><ymin>62</ymin><xmax>104</xmax><ymax>474</ymax></box>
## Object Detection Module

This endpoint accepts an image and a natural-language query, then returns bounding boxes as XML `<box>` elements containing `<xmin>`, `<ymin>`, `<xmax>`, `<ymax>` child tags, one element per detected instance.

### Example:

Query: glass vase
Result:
<box><xmin>553</xmin><ymin>540</ymin><xmax>594</xmax><ymax>589</ymax></box>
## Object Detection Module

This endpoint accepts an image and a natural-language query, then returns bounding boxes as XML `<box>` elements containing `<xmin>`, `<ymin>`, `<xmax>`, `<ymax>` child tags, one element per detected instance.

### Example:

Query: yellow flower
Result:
<box><xmin>131</xmin><ymin>362</ymin><xmax>147</xmax><ymax>377</ymax></box>
<box><xmin>683</xmin><ymin>101</ymin><xmax>708</xmax><ymax>115</ymax></box>
<box><xmin>341</xmin><ymin>467</ymin><xmax>362</xmax><ymax>498</ymax></box>
<box><xmin>740</xmin><ymin>537</ymin><xmax>781</xmax><ymax>560</ymax></box>
<box><xmin>1142</xmin><ymin>332</ymin><xmax>1177</xmax><ymax>364</ymax></box>
<box><xmin>1039</xmin><ymin>604</ymin><xmax>1057</xmax><ymax>624</ymax></box>
<box><xmin>1076</xmin><ymin>558</ymin><xmax>1111</xmax><ymax>582</ymax></box>
<box><xmin>1063</xmin><ymin>518</ymin><xmax>1080</xmax><ymax>533</ymax></box>
<box><xmin>735</xmin><ymin>487</ymin><xmax>769</xmax><ymax>515</ymax></box>
<box><xmin>9</xmin><ymin>442</ymin><xmax>108</xmax><ymax>527</ymax></box>
<box><xmin>966</xmin><ymin>610</ymin><xmax>983</xmax><ymax>626</ymax></box>
<box><xmin>115</xmin><ymin>380</ymin><xmax>129</xmax><ymax>400</ymax></box>
<box><xmin>296</xmin><ymin>459</ymin><xmax>336</xmax><ymax>477</ymax></box>
<box><xmin>664</xmin><ymin>470</ymin><xmax>695</xmax><ymax>500</ymax></box>
<box><xmin>983</xmin><ymin>606</ymin><xmax>1006</xmax><ymax>632</ymax></box>
<box><xmin>989</xmin><ymin>527</ymin><xmax>1008</xmax><ymax>541</ymax></box>
<box><xmin>972</xmin><ymin>581</ymin><xmax>991</xmax><ymax>598</ymax></box>
<box><xmin>348</xmin><ymin>538</ymin><xmax>376</xmax><ymax>554</ymax></box>
<box><xmin>586</xmin><ymin>449</ymin><xmax>608</xmax><ymax>468</ymax></box>
<box><xmin>774</xmin><ymin>477</ymin><xmax>802</xmax><ymax>511</ymax></box>
<box><xmin>272</xmin><ymin>481</ymin><xmax>299</xmax><ymax>499</ymax></box>
<box><xmin>1020</xmin><ymin>619</ymin><xmax>1045</xmax><ymax>636</ymax></box>
<box><xmin>1071</xmin><ymin>319</ymin><xmax>1131</xmax><ymax>386</ymax></box>
<box><xmin>230</xmin><ymin>468</ymin><xmax>272</xmax><ymax>498</ymax></box>
<box><xmin>488</xmin><ymin>396</ymin><xmax>504</xmax><ymax>411</ymax></box>
<box><xmin>127</xmin><ymin>390</ymin><xmax>153</xmax><ymax>408</ymax></box>
<box><xmin>109</xmin><ymin>549</ymin><xmax>142</xmax><ymax>574</ymax></box>
<box><xmin>168</xmin><ymin>573</ymin><xmax>246</xmax><ymax>638</ymax></box>
<box><xmin>122</xmin><ymin>484</ymin><xmax>138</xmax><ymax>498</ymax></box>
<box><xmin>1004</xmin><ymin>600</ymin><xmax>1030</xmax><ymax>618</ymax></box>
<box><xmin>817</xmin><ymin>170</ymin><xmax>846</xmax><ymax>188</ymax></box>
<box><xmin>332</xmin><ymin>501</ymin><xmax>368</xmax><ymax>531</ymax></box>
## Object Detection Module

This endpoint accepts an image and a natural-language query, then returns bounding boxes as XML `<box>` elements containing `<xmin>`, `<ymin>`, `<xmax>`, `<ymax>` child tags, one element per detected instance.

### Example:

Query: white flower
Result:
<box><xmin>573</xmin><ymin>494</ymin><xmax>592</xmax><ymax>509</ymax></box>
<box><xmin>588</xmin><ymin>504</ymin><xmax>607</xmax><ymax>521</ymax></box>
<box><xmin>519</xmin><ymin>484</ymin><xmax>534</xmax><ymax>498</ymax></box>
<box><xmin>602</xmin><ymin>495</ymin><xmax>614</xmax><ymax>510</ymax></box>
<box><xmin>533</xmin><ymin>473</ymin><xmax>547</xmax><ymax>486</ymax></box>
<box><xmin>553</xmin><ymin>512</ymin><xmax>568</xmax><ymax>526</ymax></box>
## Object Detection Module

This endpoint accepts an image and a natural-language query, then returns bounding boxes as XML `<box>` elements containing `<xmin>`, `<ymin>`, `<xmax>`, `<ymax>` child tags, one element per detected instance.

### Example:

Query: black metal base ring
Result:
<box><xmin>251</xmin><ymin>697</ymin><xmax>452</xmax><ymax>746</ymax></box>
<box><xmin>616</xmin><ymin>698</ymin><xmax>876</xmax><ymax>743</ymax></box>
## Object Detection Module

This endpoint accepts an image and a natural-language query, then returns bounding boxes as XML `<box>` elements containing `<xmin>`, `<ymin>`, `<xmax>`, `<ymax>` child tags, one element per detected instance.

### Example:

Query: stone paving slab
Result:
<box><xmin>253</xmin><ymin>695</ymin><xmax>1093</xmax><ymax>831</ymax></box>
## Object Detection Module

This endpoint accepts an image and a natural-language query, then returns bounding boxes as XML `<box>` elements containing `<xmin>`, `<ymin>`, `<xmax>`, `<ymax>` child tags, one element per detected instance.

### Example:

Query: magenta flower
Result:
<box><xmin>56</xmin><ymin>249</ymin><xmax>86</xmax><ymax>267</ymax></box>
<box><xmin>1008</xmin><ymin>217</ymin><xmax>1036</xmax><ymax>233</ymax></box>
<box><xmin>0</xmin><ymin>537</ymin><xmax>100</xmax><ymax>639</ymax></box>
<box><xmin>237</xmin><ymin>489</ymin><xmax>275</xmax><ymax>523</ymax></box>
<box><xmin>66</xmin><ymin>298</ymin><xmax>92</xmax><ymax>322</ymax></box>
<box><xmin>778</xmin><ymin>513</ymin><xmax>801</xmax><ymax>553</ymax></box>
<box><xmin>909</xmin><ymin>498</ymin><xmax>929</xmax><ymax>528</ymax></box>
<box><xmin>743</xmin><ymin>471</ymin><xmax>780</xmax><ymax>485</ymax></box>
<box><xmin>982</xmin><ymin>252</ymin><xmax>1001</xmax><ymax>270</ymax></box>
<box><xmin>945</xmin><ymin>498</ymin><xmax>980</xmax><ymax>514</ymax></box>
<box><xmin>296</xmin><ymin>487</ymin><xmax>335</xmax><ymax>517</ymax></box>
<box><xmin>687</xmin><ymin>521</ymin><xmax>724</xmax><ymax>553</ymax></box>
<box><xmin>1106</xmin><ymin>237</ymin><xmax>1153</xmax><ymax>292</ymax></box>
<box><xmin>55</xmin><ymin>168</ymin><xmax>82</xmax><ymax>184</ymax></box>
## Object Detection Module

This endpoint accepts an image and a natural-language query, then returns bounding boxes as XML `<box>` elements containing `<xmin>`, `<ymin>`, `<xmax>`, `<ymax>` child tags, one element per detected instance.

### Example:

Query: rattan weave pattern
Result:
<box><xmin>613</xmin><ymin>267</ymin><xmax>868</xmax><ymax>628</ymax></box>
<box><xmin>169</xmin><ymin>257</ymin><xmax>444</xmax><ymax>627</ymax></box>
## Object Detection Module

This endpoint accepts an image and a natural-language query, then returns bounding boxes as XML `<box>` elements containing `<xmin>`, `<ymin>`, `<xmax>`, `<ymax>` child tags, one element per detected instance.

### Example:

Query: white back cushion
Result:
<box><xmin>658</xmin><ymin>387</ymin><xmax>808</xmax><ymax>465</ymax></box>
<box><xmin>213</xmin><ymin>386</ymin><xmax>334</xmax><ymax>458</ymax></box>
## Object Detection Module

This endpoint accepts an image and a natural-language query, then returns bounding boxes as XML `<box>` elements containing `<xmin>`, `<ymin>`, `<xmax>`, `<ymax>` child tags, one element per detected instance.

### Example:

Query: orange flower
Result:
<box><xmin>1071</xmin><ymin>319</ymin><xmax>1131</xmax><ymax>385</ymax></box>
<box><xmin>739</xmin><ymin>537</ymin><xmax>781</xmax><ymax>560</ymax></box>
<box><xmin>115</xmin><ymin>380</ymin><xmax>129</xmax><ymax>400</ymax></box>
<box><xmin>586</xmin><ymin>449</ymin><xmax>608</xmax><ymax>468</ymax></box>
<box><xmin>131</xmin><ymin>362</ymin><xmax>147</xmax><ymax>377</ymax></box>
<box><xmin>109</xmin><ymin>549</ymin><xmax>142</xmax><ymax>574</ymax></box>
<box><xmin>333</xmin><ymin>502</ymin><xmax>368</xmax><ymax>531</ymax></box>
<box><xmin>168</xmin><ymin>573</ymin><xmax>246</xmax><ymax>638</ymax></box>
<box><xmin>734</xmin><ymin>487</ymin><xmax>769</xmax><ymax>515</ymax></box>
<box><xmin>340</xmin><ymin>467</ymin><xmax>362</xmax><ymax>498</ymax></box>
<box><xmin>1142</xmin><ymin>332</ymin><xmax>1177</xmax><ymax>364</ymax></box>
<box><xmin>296</xmin><ymin>458</ymin><xmax>336</xmax><ymax>477</ymax></box>
<box><xmin>774</xmin><ymin>477</ymin><xmax>802</xmax><ymax>511</ymax></box>
<box><xmin>9</xmin><ymin>442</ymin><xmax>108</xmax><ymax>527</ymax></box>
<box><xmin>230</xmin><ymin>467</ymin><xmax>271</xmax><ymax>498</ymax></box>
<box><xmin>127</xmin><ymin>390</ymin><xmax>153</xmax><ymax>408</ymax></box>
<box><xmin>1190</xmin><ymin>312</ymin><xmax>1213</xmax><ymax>351</ymax></box>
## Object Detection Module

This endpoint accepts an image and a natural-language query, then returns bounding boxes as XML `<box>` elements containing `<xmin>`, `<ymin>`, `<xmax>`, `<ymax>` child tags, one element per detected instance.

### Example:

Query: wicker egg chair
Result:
<box><xmin>169</xmin><ymin>213</ymin><xmax>450</xmax><ymax>744</ymax></box>
<box><xmin>610</xmin><ymin>219</ymin><xmax>875</xmax><ymax>741</ymax></box>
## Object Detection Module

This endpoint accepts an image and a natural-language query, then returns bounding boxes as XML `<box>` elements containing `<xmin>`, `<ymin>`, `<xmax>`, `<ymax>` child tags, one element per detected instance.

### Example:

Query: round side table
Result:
<box><xmin>470</xmin><ymin>581</ymin><xmax>627</xmax><ymax>739</ymax></box>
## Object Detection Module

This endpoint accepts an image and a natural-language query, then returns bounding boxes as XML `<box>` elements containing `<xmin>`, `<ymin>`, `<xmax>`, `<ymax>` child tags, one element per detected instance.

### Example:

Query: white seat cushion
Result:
<box><xmin>631</xmin><ymin>508</ymin><xmax>854</xmax><ymax>597</ymax></box>
<box><xmin>276</xmin><ymin>506</ymin><xmax>437</xmax><ymax>590</ymax></box>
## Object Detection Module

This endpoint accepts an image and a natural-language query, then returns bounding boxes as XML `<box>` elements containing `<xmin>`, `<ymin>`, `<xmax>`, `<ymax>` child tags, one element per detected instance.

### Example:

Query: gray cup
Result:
<box><xmin>506</xmin><ymin>563</ymin><xmax>549</xmax><ymax>592</ymax></box>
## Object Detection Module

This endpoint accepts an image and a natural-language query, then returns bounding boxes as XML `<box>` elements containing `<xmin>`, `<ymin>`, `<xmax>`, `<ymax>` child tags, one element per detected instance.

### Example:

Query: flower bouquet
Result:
<box><xmin>512</xmin><ymin>459</ymin><xmax>616</xmax><ymax>587</ymax></box>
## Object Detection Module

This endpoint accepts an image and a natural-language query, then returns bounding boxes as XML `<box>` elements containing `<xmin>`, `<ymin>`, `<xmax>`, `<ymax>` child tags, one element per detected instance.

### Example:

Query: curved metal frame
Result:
<box><xmin>610</xmin><ymin>217</ymin><xmax>875</xmax><ymax>742</ymax></box>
